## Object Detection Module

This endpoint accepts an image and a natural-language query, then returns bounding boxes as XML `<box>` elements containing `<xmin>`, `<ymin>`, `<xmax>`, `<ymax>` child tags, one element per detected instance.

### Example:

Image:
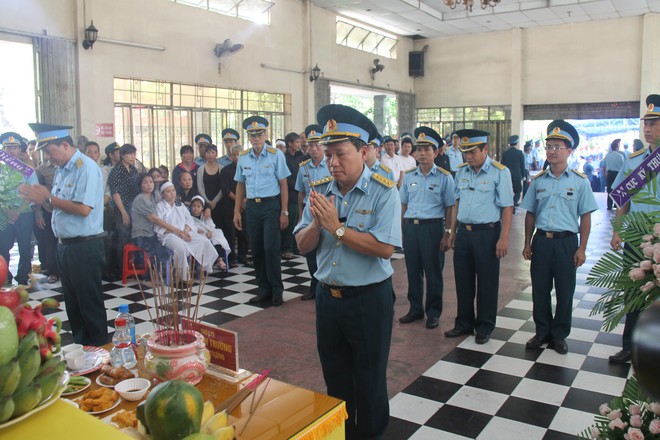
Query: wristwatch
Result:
<box><xmin>281</xmin><ymin>211</ymin><xmax>289</xmax><ymax>216</ymax></box>
<box><xmin>334</xmin><ymin>224</ymin><xmax>346</xmax><ymax>240</ymax></box>
<box><xmin>445</xmin><ymin>228</ymin><xmax>452</xmax><ymax>234</ymax></box>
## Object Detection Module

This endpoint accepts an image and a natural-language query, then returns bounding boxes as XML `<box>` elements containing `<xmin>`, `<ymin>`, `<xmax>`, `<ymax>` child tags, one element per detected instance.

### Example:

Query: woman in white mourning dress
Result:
<box><xmin>155</xmin><ymin>181</ymin><xmax>218</xmax><ymax>279</ymax></box>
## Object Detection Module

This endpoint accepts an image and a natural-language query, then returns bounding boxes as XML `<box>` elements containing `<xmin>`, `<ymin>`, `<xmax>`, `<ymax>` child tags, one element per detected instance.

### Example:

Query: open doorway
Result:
<box><xmin>0</xmin><ymin>39</ymin><xmax>37</xmax><ymax>136</ymax></box>
<box><xmin>330</xmin><ymin>84</ymin><xmax>397</xmax><ymax>136</ymax></box>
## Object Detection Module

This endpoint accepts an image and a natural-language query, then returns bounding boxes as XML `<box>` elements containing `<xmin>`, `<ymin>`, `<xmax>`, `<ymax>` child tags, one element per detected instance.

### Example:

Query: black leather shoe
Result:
<box><xmin>551</xmin><ymin>339</ymin><xmax>568</xmax><ymax>354</ymax></box>
<box><xmin>475</xmin><ymin>333</ymin><xmax>490</xmax><ymax>344</ymax></box>
<box><xmin>272</xmin><ymin>297</ymin><xmax>283</xmax><ymax>307</ymax></box>
<box><xmin>444</xmin><ymin>328</ymin><xmax>473</xmax><ymax>338</ymax></box>
<box><xmin>399</xmin><ymin>313</ymin><xmax>424</xmax><ymax>324</ymax></box>
<box><xmin>609</xmin><ymin>350</ymin><xmax>632</xmax><ymax>364</ymax></box>
<box><xmin>248</xmin><ymin>296</ymin><xmax>269</xmax><ymax>305</ymax></box>
<box><xmin>301</xmin><ymin>292</ymin><xmax>315</xmax><ymax>301</ymax></box>
<box><xmin>526</xmin><ymin>335</ymin><xmax>551</xmax><ymax>349</ymax></box>
<box><xmin>426</xmin><ymin>317</ymin><xmax>439</xmax><ymax>329</ymax></box>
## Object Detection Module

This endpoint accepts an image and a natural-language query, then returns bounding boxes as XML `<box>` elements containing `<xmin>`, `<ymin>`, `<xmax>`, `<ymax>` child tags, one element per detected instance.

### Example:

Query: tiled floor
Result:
<box><xmin>7</xmin><ymin>194</ymin><xmax>626</xmax><ymax>439</ymax></box>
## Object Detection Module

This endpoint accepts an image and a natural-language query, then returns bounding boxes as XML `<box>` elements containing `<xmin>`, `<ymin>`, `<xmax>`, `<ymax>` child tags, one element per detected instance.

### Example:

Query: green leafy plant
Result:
<box><xmin>0</xmin><ymin>163</ymin><xmax>29</xmax><ymax>231</ymax></box>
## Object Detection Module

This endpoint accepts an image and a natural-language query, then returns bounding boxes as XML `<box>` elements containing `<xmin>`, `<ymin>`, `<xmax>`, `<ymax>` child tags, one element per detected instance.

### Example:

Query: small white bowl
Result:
<box><xmin>114</xmin><ymin>378</ymin><xmax>151</xmax><ymax>401</ymax></box>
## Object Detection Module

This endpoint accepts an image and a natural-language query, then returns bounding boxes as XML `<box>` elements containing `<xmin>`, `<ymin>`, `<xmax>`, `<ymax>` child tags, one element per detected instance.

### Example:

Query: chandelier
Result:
<box><xmin>443</xmin><ymin>0</ymin><xmax>501</xmax><ymax>12</ymax></box>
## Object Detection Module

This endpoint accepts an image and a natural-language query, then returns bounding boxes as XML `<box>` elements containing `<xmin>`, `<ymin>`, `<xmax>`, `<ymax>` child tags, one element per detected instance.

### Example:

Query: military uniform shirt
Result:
<box><xmin>454</xmin><ymin>156</ymin><xmax>514</xmax><ymax>224</ymax></box>
<box><xmin>604</xmin><ymin>150</ymin><xmax>625</xmax><ymax>172</ymax></box>
<box><xmin>51</xmin><ymin>150</ymin><xmax>104</xmax><ymax>238</ymax></box>
<box><xmin>370</xmin><ymin>160</ymin><xmax>395</xmax><ymax>181</ymax></box>
<box><xmin>446</xmin><ymin>147</ymin><xmax>463</xmax><ymax>172</ymax></box>
<box><xmin>234</xmin><ymin>146</ymin><xmax>291</xmax><ymax>198</ymax></box>
<box><xmin>521</xmin><ymin>168</ymin><xmax>598</xmax><ymax>233</ymax></box>
<box><xmin>400</xmin><ymin>165</ymin><xmax>456</xmax><ymax>219</ymax></box>
<box><xmin>218</xmin><ymin>154</ymin><xmax>232</xmax><ymax>167</ymax></box>
<box><xmin>612</xmin><ymin>147</ymin><xmax>660</xmax><ymax>213</ymax></box>
<box><xmin>293</xmin><ymin>166</ymin><xmax>402</xmax><ymax>286</ymax></box>
<box><xmin>295</xmin><ymin>158</ymin><xmax>330</xmax><ymax>205</ymax></box>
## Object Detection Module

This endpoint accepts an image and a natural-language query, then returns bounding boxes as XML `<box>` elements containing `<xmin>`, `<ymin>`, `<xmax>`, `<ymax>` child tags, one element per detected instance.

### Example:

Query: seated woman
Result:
<box><xmin>149</xmin><ymin>167</ymin><xmax>165</xmax><ymax>202</ymax></box>
<box><xmin>130</xmin><ymin>174</ymin><xmax>174</xmax><ymax>274</ymax></box>
<box><xmin>189</xmin><ymin>196</ymin><xmax>230</xmax><ymax>271</ymax></box>
<box><xmin>176</xmin><ymin>171</ymin><xmax>200</xmax><ymax>209</ymax></box>
<box><xmin>155</xmin><ymin>182</ymin><xmax>218</xmax><ymax>280</ymax></box>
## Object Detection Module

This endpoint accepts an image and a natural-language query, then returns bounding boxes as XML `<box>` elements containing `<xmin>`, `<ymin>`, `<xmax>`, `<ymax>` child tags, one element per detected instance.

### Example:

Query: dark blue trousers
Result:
<box><xmin>246</xmin><ymin>197</ymin><xmax>283</xmax><ymax>300</ymax></box>
<box><xmin>0</xmin><ymin>211</ymin><xmax>34</xmax><ymax>285</ymax></box>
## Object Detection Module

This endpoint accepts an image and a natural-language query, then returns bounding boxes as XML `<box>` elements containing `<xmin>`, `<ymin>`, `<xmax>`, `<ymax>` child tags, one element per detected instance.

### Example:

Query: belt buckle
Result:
<box><xmin>545</xmin><ymin>231</ymin><xmax>554</xmax><ymax>239</ymax></box>
<box><xmin>255</xmin><ymin>198</ymin><xmax>262</xmax><ymax>203</ymax></box>
<box><xmin>466</xmin><ymin>224</ymin><xmax>472</xmax><ymax>231</ymax></box>
<box><xmin>413</xmin><ymin>219</ymin><xmax>419</xmax><ymax>225</ymax></box>
<box><xmin>330</xmin><ymin>288</ymin><xmax>343</xmax><ymax>299</ymax></box>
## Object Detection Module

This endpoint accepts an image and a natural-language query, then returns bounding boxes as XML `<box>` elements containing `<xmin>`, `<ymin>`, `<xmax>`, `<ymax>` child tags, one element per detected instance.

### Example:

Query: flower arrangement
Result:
<box><xmin>0</xmin><ymin>163</ymin><xmax>30</xmax><ymax>231</ymax></box>
<box><xmin>579</xmin><ymin>376</ymin><xmax>660</xmax><ymax>439</ymax></box>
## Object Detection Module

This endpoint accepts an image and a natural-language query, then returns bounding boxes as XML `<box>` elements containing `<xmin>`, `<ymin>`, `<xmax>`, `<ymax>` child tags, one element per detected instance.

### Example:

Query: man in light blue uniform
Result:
<box><xmin>294</xmin><ymin>104</ymin><xmax>401</xmax><ymax>440</ymax></box>
<box><xmin>194</xmin><ymin>133</ymin><xmax>212</xmax><ymax>166</ymax></box>
<box><xmin>19</xmin><ymin>123</ymin><xmax>107</xmax><ymax>346</ymax></box>
<box><xmin>365</xmin><ymin>134</ymin><xmax>396</xmax><ymax>181</ymax></box>
<box><xmin>233</xmin><ymin>116</ymin><xmax>290</xmax><ymax>306</ymax></box>
<box><xmin>445</xmin><ymin>129</ymin><xmax>514</xmax><ymax>344</ymax></box>
<box><xmin>521</xmin><ymin>120</ymin><xmax>598</xmax><ymax>355</ymax></box>
<box><xmin>446</xmin><ymin>133</ymin><xmax>463</xmax><ymax>176</ymax></box>
<box><xmin>219</xmin><ymin>128</ymin><xmax>239</xmax><ymax>167</ymax></box>
<box><xmin>608</xmin><ymin>93</ymin><xmax>660</xmax><ymax>363</ymax></box>
<box><xmin>0</xmin><ymin>132</ymin><xmax>38</xmax><ymax>286</ymax></box>
<box><xmin>398</xmin><ymin>126</ymin><xmax>455</xmax><ymax>330</ymax></box>
<box><xmin>295</xmin><ymin>124</ymin><xmax>329</xmax><ymax>301</ymax></box>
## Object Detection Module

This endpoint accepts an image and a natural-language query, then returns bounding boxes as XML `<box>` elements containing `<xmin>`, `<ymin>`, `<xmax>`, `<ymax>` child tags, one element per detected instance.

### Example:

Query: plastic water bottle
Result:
<box><xmin>110</xmin><ymin>317</ymin><xmax>137</xmax><ymax>369</ymax></box>
<box><xmin>117</xmin><ymin>304</ymin><xmax>136</xmax><ymax>344</ymax></box>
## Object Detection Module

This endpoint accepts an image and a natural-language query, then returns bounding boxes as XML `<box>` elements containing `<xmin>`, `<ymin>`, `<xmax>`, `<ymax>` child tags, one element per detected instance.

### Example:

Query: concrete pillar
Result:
<box><xmin>510</xmin><ymin>28</ymin><xmax>524</xmax><ymax>140</ymax></box>
<box><xmin>374</xmin><ymin>94</ymin><xmax>386</xmax><ymax>135</ymax></box>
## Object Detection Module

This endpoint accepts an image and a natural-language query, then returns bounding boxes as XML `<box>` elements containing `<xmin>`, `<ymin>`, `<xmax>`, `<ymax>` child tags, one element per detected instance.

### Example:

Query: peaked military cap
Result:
<box><xmin>508</xmin><ymin>135</ymin><xmax>519</xmax><ymax>145</ymax></box>
<box><xmin>305</xmin><ymin>124</ymin><xmax>323</xmax><ymax>142</ymax></box>
<box><xmin>317</xmin><ymin>104</ymin><xmax>376</xmax><ymax>145</ymax></box>
<box><xmin>368</xmin><ymin>134</ymin><xmax>383</xmax><ymax>147</ymax></box>
<box><xmin>455</xmin><ymin>129</ymin><xmax>490</xmax><ymax>152</ymax></box>
<box><xmin>105</xmin><ymin>141</ymin><xmax>121</xmax><ymax>156</ymax></box>
<box><xmin>642</xmin><ymin>94</ymin><xmax>660</xmax><ymax>120</ymax></box>
<box><xmin>221</xmin><ymin>128</ymin><xmax>240</xmax><ymax>141</ymax></box>
<box><xmin>400</xmin><ymin>132</ymin><xmax>413</xmax><ymax>141</ymax></box>
<box><xmin>414</xmin><ymin>126</ymin><xmax>442</xmax><ymax>150</ymax></box>
<box><xmin>195</xmin><ymin>133</ymin><xmax>212</xmax><ymax>145</ymax></box>
<box><xmin>28</xmin><ymin>123</ymin><xmax>73</xmax><ymax>149</ymax></box>
<box><xmin>0</xmin><ymin>132</ymin><xmax>26</xmax><ymax>150</ymax></box>
<box><xmin>381</xmin><ymin>136</ymin><xmax>396</xmax><ymax>144</ymax></box>
<box><xmin>242</xmin><ymin>116</ymin><xmax>269</xmax><ymax>133</ymax></box>
<box><xmin>523</xmin><ymin>140</ymin><xmax>532</xmax><ymax>151</ymax></box>
<box><xmin>545</xmin><ymin>120</ymin><xmax>579</xmax><ymax>149</ymax></box>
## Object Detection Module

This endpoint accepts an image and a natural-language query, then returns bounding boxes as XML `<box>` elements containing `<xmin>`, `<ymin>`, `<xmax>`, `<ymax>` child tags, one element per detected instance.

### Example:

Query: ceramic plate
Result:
<box><xmin>82</xmin><ymin>397</ymin><xmax>122</xmax><ymax>415</ymax></box>
<box><xmin>62</xmin><ymin>376</ymin><xmax>92</xmax><ymax>396</ymax></box>
<box><xmin>69</xmin><ymin>346</ymin><xmax>110</xmax><ymax>376</ymax></box>
<box><xmin>96</xmin><ymin>374</ymin><xmax>115</xmax><ymax>388</ymax></box>
<box><xmin>0</xmin><ymin>370</ymin><xmax>68</xmax><ymax>429</ymax></box>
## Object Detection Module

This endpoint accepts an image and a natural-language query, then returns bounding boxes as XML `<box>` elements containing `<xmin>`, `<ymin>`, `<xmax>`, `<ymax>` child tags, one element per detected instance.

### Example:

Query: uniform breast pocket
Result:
<box><xmin>347</xmin><ymin>212</ymin><xmax>374</xmax><ymax>232</ymax></box>
<box><xmin>57</xmin><ymin>185</ymin><xmax>74</xmax><ymax>200</ymax></box>
<box><xmin>535</xmin><ymin>191</ymin><xmax>550</xmax><ymax>208</ymax></box>
<box><xmin>477</xmin><ymin>181</ymin><xmax>494</xmax><ymax>193</ymax></box>
<box><xmin>560</xmin><ymin>191</ymin><xmax>577</xmax><ymax>207</ymax></box>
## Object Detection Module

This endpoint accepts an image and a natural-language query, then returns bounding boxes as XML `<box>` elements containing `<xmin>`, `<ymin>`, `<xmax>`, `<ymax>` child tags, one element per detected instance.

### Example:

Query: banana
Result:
<box><xmin>0</xmin><ymin>358</ymin><xmax>21</xmax><ymax>396</ymax></box>
<box><xmin>35</xmin><ymin>361</ymin><xmax>66</xmax><ymax>403</ymax></box>
<box><xmin>12</xmin><ymin>383</ymin><xmax>42</xmax><ymax>417</ymax></box>
<box><xmin>0</xmin><ymin>306</ymin><xmax>19</xmax><ymax>367</ymax></box>
<box><xmin>35</xmin><ymin>356</ymin><xmax>64</xmax><ymax>378</ymax></box>
<box><xmin>201</xmin><ymin>401</ymin><xmax>215</xmax><ymax>427</ymax></box>
<box><xmin>16</xmin><ymin>345</ymin><xmax>41</xmax><ymax>392</ymax></box>
<box><xmin>0</xmin><ymin>396</ymin><xmax>15</xmax><ymax>424</ymax></box>
<box><xmin>211</xmin><ymin>426</ymin><xmax>235</xmax><ymax>440</ymax></box>
<box><xmin>202</xmin><ymin>410</ymin><xmax>228</xmax><ymax>434</ymax></box>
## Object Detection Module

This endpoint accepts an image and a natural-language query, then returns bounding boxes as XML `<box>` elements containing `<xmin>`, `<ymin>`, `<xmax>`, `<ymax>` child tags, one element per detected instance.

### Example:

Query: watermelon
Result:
<box><xmin>144</xmin><ymin>380</ymin><xmax>204</xmax><ymax>440</ymax></box>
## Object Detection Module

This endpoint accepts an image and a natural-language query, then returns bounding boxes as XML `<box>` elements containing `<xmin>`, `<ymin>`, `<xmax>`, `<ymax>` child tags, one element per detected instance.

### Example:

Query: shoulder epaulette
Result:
<box><xmin>532</xmin><ymin>169</ymin><xmax>548</xmax><ymax>180</ymax></box>
<box><xmin>492</xmin><ymin>160</ymin><xmax>506</xmax><ymax>170</ymax></box>
<box><xmin>299</xmin><ymin>159</ymin><xmax>311</xmax><ymax>167</ymax></box>
<box><xmin>76</xmin><ymin>158</ymin><xmax>84</xmax><ymax>168</ymax></box>
<box><xmin>572</xmin><ymin>169</ymin><xmax>587</xmax><ymax>178</ymax></box>
<box><xmin>311</xmin><ymin>176</ymin><xmax>333</xmax><ymax>187</ymax></box>
<box><xmin>379</xmin><ymin>163</ymin><xmax>392</xmax><ymax>173</ymax></box>
<box><xmin>458</xmin><ymin>162</ymin><xmax>468</xmax><ymax>168</ymax></box>
<box><xmin>266</xmin><ymin>146</ymin><xmax>278</xmax><ymax>154</ymax></box>
<box><xmin>239</xmin><ymin>149</ymin><xmax>250</xmax><ymax>156</ymax></box>
<box><xmin>405</xmin><ymin>167</ymin><xmax>418</xmax><ymax>174</ymax></box>
<box><xmin>630</xmin><ymin>147</ymin><xmax>647</xmax><ymax>158</ymax></box>
<box><xmin>371</xmin><ymin>173</ymin><xmax>396</xmax><ymax>188</ymax></box>
<box><xmin>437</xmin><ymin>167</ymin><xmax>451</xmax><ymax>176</ymax></box>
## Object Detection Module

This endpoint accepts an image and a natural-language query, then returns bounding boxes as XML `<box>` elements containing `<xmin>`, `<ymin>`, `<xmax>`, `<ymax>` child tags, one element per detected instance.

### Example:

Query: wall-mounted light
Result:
<box><xmin>82</xmin><ymin>20</ymin><xmax>98</xmax><ymax>50</ymax></box>
<box><xmin>369</xmin><ymin>59</ymin><xmax>384</xmax><ymax>81</ymax></box>
<box><xmin>309</xmin><ymin>64</ymin><xmax>321</xmax><ymax>82</ymax></box>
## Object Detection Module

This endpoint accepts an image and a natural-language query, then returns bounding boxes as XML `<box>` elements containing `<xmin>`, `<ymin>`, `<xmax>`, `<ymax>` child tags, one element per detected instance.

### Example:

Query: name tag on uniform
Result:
<box><xmin>460</xmin><ymin>178</ymin><xmax>469</xmax><ymax>182</ymax></box>
<box><xmin>429</xmin><ymin>184</ymin><xmax>438</xmax><ymax>187</ymax></box>
<box><xmin>262</xmin><ymin>164</ymin><xmax>272</xmax><ymax>169</ymax></box>
<box><xmin>567</xmin><ymin>192</ymin><xmax>574</xmax><ymax>196</ymax></box>
<box><xmin>244</xmin><ymin>167</ymin><xmax>252</xmax><ymax>170</ymax></box>
<box><xmin>356</xmin><ymin>209</ymin><xmax>373</xmax><ymax>214</ymax></box>
<box><xmin>537</xmin><ymin>189</ymin><xmax>546</xmax><ymax>193</ymax></box>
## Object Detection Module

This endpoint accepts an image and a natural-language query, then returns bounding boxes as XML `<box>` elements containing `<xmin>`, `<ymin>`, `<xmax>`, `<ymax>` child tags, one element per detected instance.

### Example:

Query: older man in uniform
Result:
<box><xmin>608</xmin><ymin>94</ymin><xmax>660</xmax><ymax>363</ymax></box>
<box><xmin>194</xmin><ymin>133</ymin><xmax>212</xmax><ymax>166</ymax></box>
<box><xmin>234</xmin><ymin>116</ymin><xmax>290</xmax><ymax>306</ymax></box>
<box><xmin>219</xmin><ymin>128</ymin><xmax>239</xmax><ymax>167</ymax></box>
<box><xmin>445</xmin><ymin>129</ymin><xmax>514</xmax><ymax>344</ymax></box>
<box><xmin>294</xmin><ymin>124</ymin><xmax>329</xmax><ymax>301</ymax></box>
<box><xmin>521</xmin><ymin>120</ymin><xmax>598</xmax><ymax>355</ymax></box>
<box><xmin>0</xmin><ymin>132</ymin><xmax>38</xmax><ymax>286</ymax></box>
<box><xmin>295</xmin><ymin>104</ymin><xmax>401</xmax><ymax>439</ymax></box>
<box><xmin>398</xmin><ymin>126</ymin><xmax>455</xmax><ymax>330</ymax></box>
<box><xmin>20</xmin><ymin>124</ymin><xmax>107</xmax><ymax>345</ymax></box>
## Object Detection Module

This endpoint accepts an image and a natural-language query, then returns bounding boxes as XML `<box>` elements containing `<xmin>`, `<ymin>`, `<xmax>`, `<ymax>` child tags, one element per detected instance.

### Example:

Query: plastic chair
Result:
<box><xmin>122</xmin><ymin>244</ymin><xmax>149</xmax><ymax>285</ymax></box>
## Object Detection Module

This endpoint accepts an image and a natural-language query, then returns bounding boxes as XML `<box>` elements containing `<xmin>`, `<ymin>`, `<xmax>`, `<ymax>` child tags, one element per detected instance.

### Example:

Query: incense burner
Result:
<box><xmin>144</xmin><ymin>330</ymin><xmax>210</xmax><ymax>385</ymax></box>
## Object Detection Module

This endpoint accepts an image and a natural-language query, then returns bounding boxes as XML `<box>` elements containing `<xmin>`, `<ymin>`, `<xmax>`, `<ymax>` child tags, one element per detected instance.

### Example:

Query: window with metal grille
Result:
<box><xmin>170</xmin><ymin>0</ymin><xmax>273</xmax><ymax>25</ymax></box>
<box><xmin>336</xmin><ymin>18</ymin><xmax>398</xmax><ymax>59</ymax></box>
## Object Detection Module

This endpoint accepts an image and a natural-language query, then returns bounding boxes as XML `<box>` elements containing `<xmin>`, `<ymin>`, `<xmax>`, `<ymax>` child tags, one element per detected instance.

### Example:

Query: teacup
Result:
<box><xmin>65</xmin><ymin>350</ymin><xmax>86</xmax><ymax>370</ymax></box>
<box><xmin>62</xmin><ymin>344</ymin><xmax>83</xmax><ymax>355</ymax></box>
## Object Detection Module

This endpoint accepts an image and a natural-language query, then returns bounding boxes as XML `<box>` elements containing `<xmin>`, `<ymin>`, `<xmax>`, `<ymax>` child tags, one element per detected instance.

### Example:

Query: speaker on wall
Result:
<box><xmin>409</xmin><ymin>51</ymin><xmax>424</xmax><ymax>77</ymax></box>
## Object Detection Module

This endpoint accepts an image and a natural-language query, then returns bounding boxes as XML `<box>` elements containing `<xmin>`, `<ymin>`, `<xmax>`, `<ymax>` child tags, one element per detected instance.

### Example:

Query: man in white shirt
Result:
<box><xmin>380</xmin><ymin>136</ymin><xmax>406</xmax><ymax>186</ymax></box>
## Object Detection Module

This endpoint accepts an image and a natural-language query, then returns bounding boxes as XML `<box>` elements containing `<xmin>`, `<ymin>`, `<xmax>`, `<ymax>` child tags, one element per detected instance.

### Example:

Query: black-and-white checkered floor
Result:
<box><xmin>8</xmin><ymin>220</ymin><xmax>626</xmax><ymax>439</ymax></box>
